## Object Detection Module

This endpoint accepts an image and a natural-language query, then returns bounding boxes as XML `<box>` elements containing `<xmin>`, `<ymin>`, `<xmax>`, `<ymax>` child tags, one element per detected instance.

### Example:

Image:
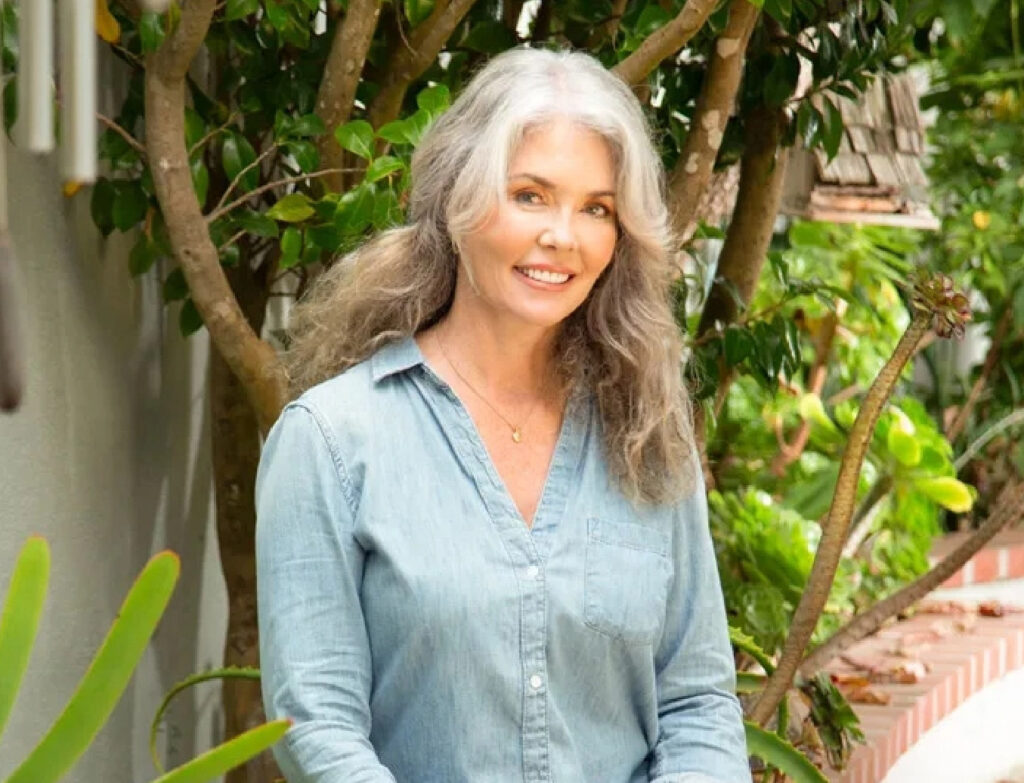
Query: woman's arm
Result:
<box><xmin>648</xmin><ymin>470</ymin><xmax>751</xmax><ymax>783</ymax></box>
<box><xmin>256</xmin><ymin>403</ymin><xmax>396</xmax><ymax>783</ymax></box>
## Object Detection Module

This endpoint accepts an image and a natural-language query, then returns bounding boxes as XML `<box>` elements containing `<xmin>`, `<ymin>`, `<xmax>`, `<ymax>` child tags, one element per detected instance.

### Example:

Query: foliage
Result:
<box><xmin>0</xmin><ymin>537</ymin><xmax>287</xmax><ymax>783</ymax></box>
<box><xmin>913</xmin><ymin>0</ymin><xmax>1024</xmax><ymax>486</ymax></box>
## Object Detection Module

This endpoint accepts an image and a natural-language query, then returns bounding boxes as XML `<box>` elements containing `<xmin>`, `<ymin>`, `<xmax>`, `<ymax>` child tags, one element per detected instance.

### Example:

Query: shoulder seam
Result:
<box><xmin>288</xmin><ymin>401</ymin><xmax>359</xmax><ymax>518</ymax></box>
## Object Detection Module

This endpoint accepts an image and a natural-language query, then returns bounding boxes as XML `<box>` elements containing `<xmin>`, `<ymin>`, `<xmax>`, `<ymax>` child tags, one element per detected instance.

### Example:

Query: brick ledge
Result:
<box><xmin>824</xmin><ymin>610</ymin><xmax>1024</xmax><ymax>783</ymax></box>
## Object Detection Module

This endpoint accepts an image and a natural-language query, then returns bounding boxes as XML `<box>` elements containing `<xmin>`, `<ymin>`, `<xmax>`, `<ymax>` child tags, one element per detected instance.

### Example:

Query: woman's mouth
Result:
<box><xmin>514</xmin><ymin>266</ymin><xmax>573</xmax><ymax>285</ymax></box>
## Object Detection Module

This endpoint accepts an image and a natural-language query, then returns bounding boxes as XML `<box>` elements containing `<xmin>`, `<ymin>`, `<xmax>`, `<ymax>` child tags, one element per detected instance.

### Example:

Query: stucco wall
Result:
<box><xmin>0</xmin><ymin>132</ymin><xmax>227</xmax><ymax>780</ymax></box>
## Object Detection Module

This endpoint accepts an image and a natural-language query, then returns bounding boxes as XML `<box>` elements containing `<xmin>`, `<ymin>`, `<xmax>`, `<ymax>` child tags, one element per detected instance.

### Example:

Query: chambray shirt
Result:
<box><xmin>255</xmin><ymin>336</ymin><xmax>750</xmax><ymax>783</ymax></box>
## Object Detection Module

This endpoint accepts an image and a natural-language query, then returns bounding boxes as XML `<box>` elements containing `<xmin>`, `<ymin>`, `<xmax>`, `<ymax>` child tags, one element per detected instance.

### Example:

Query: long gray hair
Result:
<box><xmin>285</xmin><ymin>47</ymin><xmax>695</xmax><ymax>504</ymax></box>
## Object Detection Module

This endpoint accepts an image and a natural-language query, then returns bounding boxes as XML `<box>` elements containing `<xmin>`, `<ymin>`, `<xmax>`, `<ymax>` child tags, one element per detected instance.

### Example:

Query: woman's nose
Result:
<box><xmin>539</xmin><ymin>210</ymin><xmax>577</xmax><ymax>251</ymax></box>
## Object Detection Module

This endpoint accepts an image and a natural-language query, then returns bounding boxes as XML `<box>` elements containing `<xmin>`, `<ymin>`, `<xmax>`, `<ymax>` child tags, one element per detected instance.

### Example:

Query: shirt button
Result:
<box><xmin>526</xmin><ymin>565</ymin><xmax>540</xmax><ymax>579</ymax></box>
<box><xmin>529</xmin><ymin>674</ymin><xmax>543</xmax><ymax>690</ymax></box>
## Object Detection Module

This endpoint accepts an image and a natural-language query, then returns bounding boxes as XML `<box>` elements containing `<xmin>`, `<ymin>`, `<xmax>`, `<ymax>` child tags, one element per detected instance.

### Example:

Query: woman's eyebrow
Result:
<box><xmin>508</xmin><ymin>172</ymin><xmax>616</xmax><ymax>199</ymax></box>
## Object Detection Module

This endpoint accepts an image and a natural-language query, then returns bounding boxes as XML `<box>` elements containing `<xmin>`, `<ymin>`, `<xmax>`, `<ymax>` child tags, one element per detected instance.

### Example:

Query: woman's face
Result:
<box><xmin>455</xmin><ymin>118</ymin><xmax>619</xmax><ymax>335</ymax></box>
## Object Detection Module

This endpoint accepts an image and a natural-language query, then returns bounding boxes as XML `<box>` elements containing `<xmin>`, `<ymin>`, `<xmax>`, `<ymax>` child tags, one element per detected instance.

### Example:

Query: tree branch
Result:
<box><xmin>205</xmin><ymin>167</ymin><xmax>359</xmax><ymax>225</ymax></box>
<box><xmin>145</xmin><ymin>0</ymin><xmax>286</xmax><ymax>433</ymax></box>
<box><xmin>97</xmin><ymin>112</ymin><xmax>147</xmax><ymax>158</ymax></box>
<box><xmin>315</xmin><ymin>0</ymin><xmax>382</xmax><ymax>191</ymax></box>
<box><xmin>771</xmin><ymin>308</ymin><xmax>839</xmax><ymax>475</ymax></box>
<box><xmin>798</xmin><ymin>479</ymin><xmax>1024</xmax><ymax>677</ymax></box>
<box><xmin>748</xmin><ymin>309</ymin><xmax>933</xmax><ymax>726</ymax></box>
<box><xmin>697</xmin><ymin>105</ymin><xmax>790</xmax><ymax>336</ymax></box>
<box><xmin>211</xmin><ymin>144</ymin><xmax>278</xmax><ymax>216</ymax></box>
<box><xmin>367</xmin><ymin>0</ymin><xmax>477</xmax><ymax>129</ymax></box>
<box><xmin>946</xmin><ymin>307</ymin><xmax>1014</xmax><ymax>442</ymax></box>
<box><xmin>586</xmin><ymin>0</ymin><xmax>629</xmax><ymax>48</ymax></box>
<box><xmin>611</xmin><ymin>0</ymin><xmax>720</xmax><ymax>87</ymax></box>
<box><xmin>667</xmin><ymin>0</ymin><xmax>759</xmax><ymax>244</ymax></box>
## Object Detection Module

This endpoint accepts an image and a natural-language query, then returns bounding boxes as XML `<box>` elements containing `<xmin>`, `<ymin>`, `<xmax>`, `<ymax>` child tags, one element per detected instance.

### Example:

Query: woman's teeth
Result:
<box><xmin>517</xmin><ymin>267</ymin><xmax>571</xmax><ymax>284</ymax></box>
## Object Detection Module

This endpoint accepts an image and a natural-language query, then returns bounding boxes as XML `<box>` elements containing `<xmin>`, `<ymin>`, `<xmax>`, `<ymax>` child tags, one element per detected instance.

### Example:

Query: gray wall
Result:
<box><xmin>0</xmin><ymin>139</ymin><xmax>227</xmax><ymax>779</ymax></box>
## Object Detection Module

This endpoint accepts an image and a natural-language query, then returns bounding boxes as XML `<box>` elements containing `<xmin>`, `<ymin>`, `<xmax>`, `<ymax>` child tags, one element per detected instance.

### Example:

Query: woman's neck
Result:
<box><xmin>426</xmin><ymin>306</ymin><xmax>560</xmax><ymax>405</ymax></box>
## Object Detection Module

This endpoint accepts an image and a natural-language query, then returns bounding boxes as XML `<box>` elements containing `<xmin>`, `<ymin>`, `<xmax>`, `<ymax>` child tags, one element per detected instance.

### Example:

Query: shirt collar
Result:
<box><xmin>370</xmin><ymin>335</ymin><xmax>425</xmax><ymax>382</ymax></box>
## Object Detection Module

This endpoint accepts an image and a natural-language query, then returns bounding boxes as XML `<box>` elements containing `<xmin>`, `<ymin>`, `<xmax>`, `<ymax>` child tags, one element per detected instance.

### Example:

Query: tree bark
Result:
<box><xmin>315</xmin><ymin>0</ymin><xmax>383</xmax><ymax>192</ymax></box>
<box><xmin>612</xmin><ymin>0</ymin><xmax>720</xmax><ymax>86</ymax></box>
<box><xmin>748</xmin><ymin>311</ymin><xmax>933</xmax><ymax>726</ymax></box>
<box><xmin>367</xmin><ymin>0</ymin><xmax>477</xmax><ymax>129</ymax></box>
<box><xmin>668</xmin><ymin>0</ymin><xmax>759</xmax><ymax>244</ymax></box>
<box><xmin>145</xmin><ymin>0</ymin><xmax>287</xmax><ymax>435</ymax></box>
<box><xmin>799</xmin><ymin>479</ymin><xmax>1024</xmax><ymax>677</ymax></box>
<box><xmin>697</xmin><ymin>105</ymin><xmax>790</xmax><ymax>337</ymax></box>
<box><xmin>210</xmin><ymin>263</ymin><xmax>276</xmax><ymax>783</ymax></box>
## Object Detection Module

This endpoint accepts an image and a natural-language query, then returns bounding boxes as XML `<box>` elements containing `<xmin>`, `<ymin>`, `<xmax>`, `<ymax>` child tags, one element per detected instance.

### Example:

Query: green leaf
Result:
<box><xmin>736</xmin><ymin>671</ymin><xmax>767</xmax><ymax>694</ymax></box>
<box><xmin>723</xmin><ymin>325</ymin><xmax>754</xmax><ymax>366</ymax></box>
<box><xmin>285</xmin><ymin>140</ymin><xmax>319</xmax><ymax>174</ymax></box>
<box><xmin>128</xmin><ymin>234</ymin><xmax>158</xmax><ymax>277</ymax></box>
<box><xmin>729</xmin><ymin>625</ymin><xmax>775</xmax><ymax>674</ymax></box>
<box><xmin>334</xmin><ymin>119</ymin><xmax>375</xmax><ymax>160</ymax></box>
<box><xmin>461</xmin><ymin>21</ymin><xmax>517</xmax><ymax>54</ymax></box>
<box><xmin>403</xmin><ymin>0</ymin><xmax>434</xmax><ymax>26</ymax></box>
<box><xmin>234</xmin><ymin>209</ymin><xmax>279</xmax><ymax>238</ymax></box>
<box><xmin>416</xmin><ymin>84</ymin><xmax>450</xmax><ymax>116</ymax></box>
<box><xmin>764</xmin><ymin>52</ymin><xmax>800</xmax><ymax>107</ymax></box>
<box><xmin>179</xmin><ymin>299</ymin><xmax>204</xmax><ymax>337</ymax></box>
<box><xmin>184</xmin><ymin>108</ymin><xmax>206</xmax><ymax>149</ymax></box>
<box><xmin>151</xmin><ymin>720</ymin><xmax>290</xmax><ymax>783</ymax></box>
<box><xmin>224</xmin><ymin>0</ymin><xmax>259</xmax><ymax>21</ymax></box>
<box><xmin>762</xmin><ymin>0</ymin><xmax>792</xmax><ymax>22</ymax></box>
<box><xmin>263</xmin><ymin>0</ymin><xmax>288</xmax><ymax>31</ymax></box>
<box><xmin>364</xmin><ymin>155</ymin><xmax>404</xmax><ymax>183</ymax></box>
<box><xmin>821</xmin><ymin>97</ymin><xmax>844</xmax><ymax>161</ymax></box>
<box><xmin>190</xmin><ymin>158</ymin><xmax>210</xmax><ymax>206</ymax></box>
<box><xmin>138</xmin><ymin>11</ymin><xmax>166</xmax><ymax>54</ymax></box>
<box><xmin>279</xmin><ymin>226</ymin><xmax>302</xmax><ymax>269</ymax></box>
<box><xmin>222</xmin><ymin>131</ymin><xmax>259</xmax><ymax>193</ymax></box>
<box><xmin>886</xmin><ymin>426</ymin><xmax>922</xmax><ymax>467</ymax></box>
<box><xmin>266</xmin><ymin>193</ymin><xmax>315</xmax><ymax>223</ymax></box>
<box><xmin>376</xmin><ymin>119</ymin><xmax>411</xmax><ymax>146</ymax></box>
<box><xmin>745</xmin><ymin>722</ymin><xmax>828</xmax><ymax>783</ymax></box>
<box><xmin>400</xmin><ymin>109</ymin><xmax>431</xmax><ymax>147</ymax></box>
<box><xmin>149</xmin><ymin>666</ymin><xmax>263</xmax><ymax>773</ymax></box>
<box><xmin>6</xmin><ymin>552</ymin><xmax>180</xmax><ymax>783</ymax></box>
<box><xmin>334</xmin><ymin>184</ymin><xmax>374</xmax><ymax>235</ymax></box>
<box><xmin>0</xmin><ymin>537</ymin><xmax>50</xmax><ymax>740</ymax></box>
<box><xmin>290</xmin><ymin>113</ymin><xmax>325</xmax><ymax>137</ymax></box>
<box><xmin>162</xmin><ymin>268</ymin><xmax>189</xmax><ymax>303</ymax></box>
<box><xmin>1012</xmin><ymin>285</ymin><xmax>1024</xmax><ymax>329</ymax></box>
<box><xmin>90</xmin><ymin>178</ymin><xmax>116</xmax><ymax>237</ymax></box>
<box><xmin>111</xmin><ymin>181</ymin><xmax>148</xmax><ymax>231</ymax></box>
<box><xmin>914</xmin><ymin>477</ymin><xmax>974</xmax><ymax>513</ymax></box>
<box><xmin>372</xmin><ymin>188</ymin><xmax>402</xmax><ymax>229</ymax></box>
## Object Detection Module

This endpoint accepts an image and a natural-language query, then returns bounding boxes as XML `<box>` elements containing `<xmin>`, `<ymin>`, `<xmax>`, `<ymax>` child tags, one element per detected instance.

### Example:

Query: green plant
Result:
<box><xmin>0</xmin><ymin>537</ymin><xmax>288</xmax><ymax>783</ymax></box>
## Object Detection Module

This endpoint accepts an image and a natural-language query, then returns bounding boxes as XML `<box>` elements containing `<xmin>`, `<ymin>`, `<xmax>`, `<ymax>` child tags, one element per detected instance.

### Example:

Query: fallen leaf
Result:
<box><xmin>980</xmin><ymin>601</ymin><xmax>1005</xmax><ymax>617</ymax></box>
<box><xmin>842</xmin><ymin>684</ymin><xmax>892</xmax><ymax>705</ymax></box>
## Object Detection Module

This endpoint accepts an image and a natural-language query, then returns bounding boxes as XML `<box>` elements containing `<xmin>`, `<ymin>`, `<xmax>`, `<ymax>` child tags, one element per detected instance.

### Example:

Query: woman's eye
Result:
<box><xmin>585</xmin><ymin>203</ymin><xmax>613</xmax><ymax>219</ymax></box>
<box><xmin>513</xmin><ymin>190</ymin><xmax>543</xmax><ymax>205</ymax></box>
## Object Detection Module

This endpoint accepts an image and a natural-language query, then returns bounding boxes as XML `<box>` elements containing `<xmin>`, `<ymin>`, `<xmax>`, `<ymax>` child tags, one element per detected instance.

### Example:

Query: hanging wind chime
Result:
<box><xmin>0</xmin><ymin>0</ymin><xmax>169</xmax><ymax>411</ymax></box>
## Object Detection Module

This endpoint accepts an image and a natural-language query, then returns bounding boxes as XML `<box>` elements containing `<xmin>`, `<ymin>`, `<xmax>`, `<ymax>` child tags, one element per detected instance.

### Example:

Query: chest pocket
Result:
<box><xmin>584</xmin><ymin>518</ymin><xmax>672</xmax><ymax>646</ymax></box>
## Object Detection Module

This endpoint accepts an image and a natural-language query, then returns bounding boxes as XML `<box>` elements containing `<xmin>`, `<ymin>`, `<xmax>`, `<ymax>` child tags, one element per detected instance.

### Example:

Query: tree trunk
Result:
<box><xmin>209</xmin><ymin>262</ymin><xmax>278</xmax><ymax>783</ymax></box>
<box><xmin>697</xmin><ymin>105</ymin><xmax>789</xmax><ymax>336</ymax></box>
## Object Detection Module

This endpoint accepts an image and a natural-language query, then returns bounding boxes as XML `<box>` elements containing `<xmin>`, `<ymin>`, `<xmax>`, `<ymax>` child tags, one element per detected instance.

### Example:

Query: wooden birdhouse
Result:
<box><xmin>780</xmin><ymin>72</ymin><xmax>940</xmax><ymax>230</ymax></box>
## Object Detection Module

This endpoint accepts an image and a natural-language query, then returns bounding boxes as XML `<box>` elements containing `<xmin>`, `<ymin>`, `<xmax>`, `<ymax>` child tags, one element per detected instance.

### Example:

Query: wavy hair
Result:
<box><xmin>285</xmin><ymin>47</ymin><xmax>695</xmax><ymax>504</ymax></box>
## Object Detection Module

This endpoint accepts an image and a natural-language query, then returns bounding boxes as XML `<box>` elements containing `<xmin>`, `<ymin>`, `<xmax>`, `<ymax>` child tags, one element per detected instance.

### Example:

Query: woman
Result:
<box><xmin>256</xmin><ymin>47</ymin><xmax>750</xmax><ymax>783</ymax></box>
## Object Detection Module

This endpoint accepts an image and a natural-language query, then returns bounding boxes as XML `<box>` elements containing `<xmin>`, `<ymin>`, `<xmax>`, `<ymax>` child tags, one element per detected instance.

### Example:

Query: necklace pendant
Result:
<box><xmin>511</xmin><ymin>427</ymin><xmax>522</xmax><ymax>443</ymax></box>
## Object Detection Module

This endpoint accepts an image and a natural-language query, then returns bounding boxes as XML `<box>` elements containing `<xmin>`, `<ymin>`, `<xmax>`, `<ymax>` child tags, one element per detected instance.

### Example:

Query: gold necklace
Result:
<box><xmin>435</xmin><ymin>330</ymin><xmax>543</xmax><ymax>444</ymax></box>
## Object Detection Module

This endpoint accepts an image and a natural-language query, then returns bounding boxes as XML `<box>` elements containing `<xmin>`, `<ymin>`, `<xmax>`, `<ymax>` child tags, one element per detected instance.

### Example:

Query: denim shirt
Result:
<box><xmin>255</xmin><ymin>336</ymin><xmax>750</xmax><ymax>783</ymax></box>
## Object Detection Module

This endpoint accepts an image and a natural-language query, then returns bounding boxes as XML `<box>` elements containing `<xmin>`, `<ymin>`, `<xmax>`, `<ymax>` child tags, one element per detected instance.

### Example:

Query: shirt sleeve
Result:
<box><xmin>255</xmin><ymin>402</ymin><xmax>397</xmax><ymax>783</ymax></box>
<box><xmin>648</xmin><ymin>468</ymin><xmax>752</xmax><ymax>783</ymax></box>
